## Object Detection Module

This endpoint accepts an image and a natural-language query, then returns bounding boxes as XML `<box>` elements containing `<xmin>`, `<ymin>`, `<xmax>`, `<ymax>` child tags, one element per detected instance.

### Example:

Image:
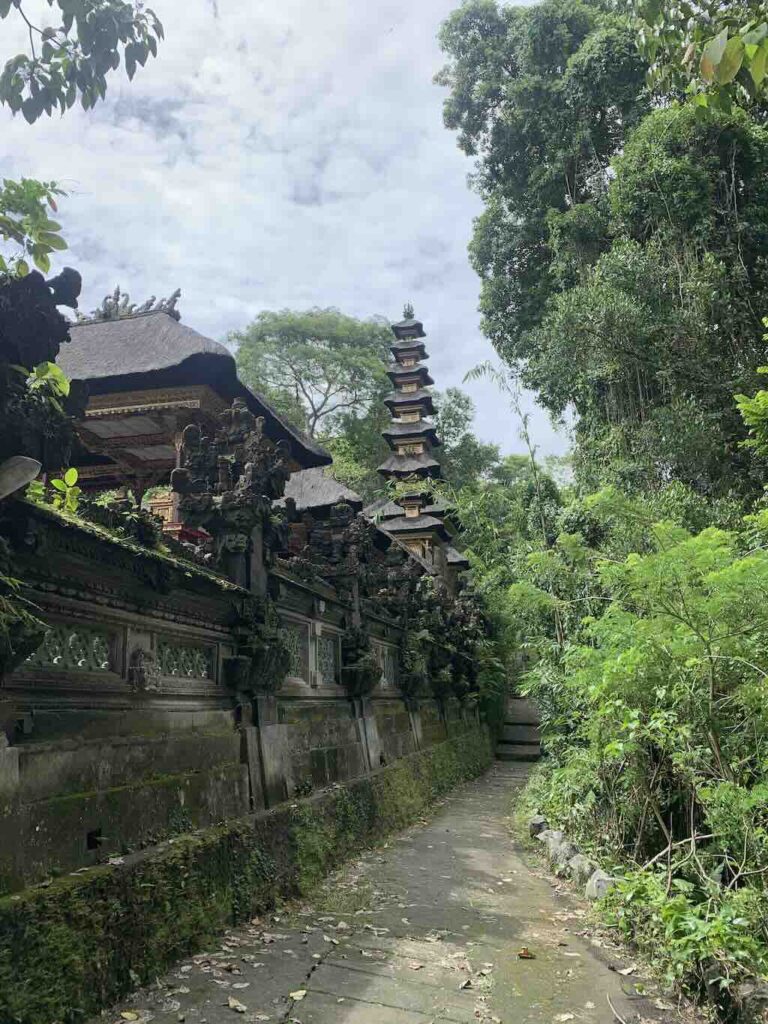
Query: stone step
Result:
<box><xmin>504</xmin><ymin>698</ymin><xmax>541</xmax><ymax>725</ymax></box>
<box><xmin>495</xmin><ymin>742</ymin><xmax>541</xmax><ymax>762</ymax></box>
<box><xmin>500</xmin><ymin>723</ymin><xmax>540</xmax><ymax>744</ymax></box>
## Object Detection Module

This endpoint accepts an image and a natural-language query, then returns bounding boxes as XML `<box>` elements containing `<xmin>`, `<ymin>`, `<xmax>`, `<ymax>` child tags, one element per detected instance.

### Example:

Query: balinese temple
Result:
<box><xmin>57</xmin><ymin>288</ymin><xmax>330</xmax><ymax>535</ymax></box>
<box><xmin>368</xmin><ymin>307</ymin><xmax>469</xmax><ymax>589</ymax></box>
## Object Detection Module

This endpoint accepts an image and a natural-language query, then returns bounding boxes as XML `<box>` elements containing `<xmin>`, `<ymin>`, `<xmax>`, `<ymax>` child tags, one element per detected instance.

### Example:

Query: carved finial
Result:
<box><xmin>82</xmin><ymin>286</ymin><xmax>181</xmax><ymax>322</ymax></box>
<box><xmin>402</xmin><ymin>302</ymin><xmax>415</xmax><ymax>321</ymax></box>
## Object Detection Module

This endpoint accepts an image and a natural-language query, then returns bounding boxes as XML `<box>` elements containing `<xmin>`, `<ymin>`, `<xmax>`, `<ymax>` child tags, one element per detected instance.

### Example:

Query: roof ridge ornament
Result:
<box><xmin>403</xmin><ymin>301</ymin><xmax>415</xmax><ymax>320</ymax></box>
<box><xmin>78</xmin><ymin>286</ymin><xmax>182</xmax><ymax>323</ymax></box>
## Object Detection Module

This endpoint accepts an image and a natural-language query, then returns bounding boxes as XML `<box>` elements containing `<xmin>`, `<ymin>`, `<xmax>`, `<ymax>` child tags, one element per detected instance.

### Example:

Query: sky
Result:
<box><xmin>1</xmin><ymin>0</ymin><xmax>569</xmax><ymax>459</ymax></box>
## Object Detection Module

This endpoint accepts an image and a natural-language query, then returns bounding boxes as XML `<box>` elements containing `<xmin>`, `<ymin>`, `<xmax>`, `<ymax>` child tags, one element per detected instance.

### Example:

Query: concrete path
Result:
<box><xmin>95</xmin><ymin>764</ymin><xmax>695</xmax><ymax>1024</ymax></box>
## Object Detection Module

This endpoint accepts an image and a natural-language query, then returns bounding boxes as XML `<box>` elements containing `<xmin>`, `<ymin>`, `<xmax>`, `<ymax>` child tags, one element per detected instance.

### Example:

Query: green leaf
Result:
<box><xmin>63</xmin><ymin>467</ymin><xmax>78</xmax><ymax>487</ymax></box>
<box><xmin>16</xmin><ymin>259</ymin><xmax>29</xmax><ymax>277</ymax></box>
<box><xmin>33</xmin><ymin>251</ymin><xmax>51</xmax><ymax>274</ymax></box>
<box><xmin>38</xmin><ymin>232</ymin><xmax>68</xmax><ymax>251</ymax></box>
<box><xmin>715</xmin><ymin>36</ymin><xmax>745</xmax><ymax>84</ymax></box>
<box><xmin>750</xmin><ymin>39</ymin><xmax>768</xmax><ymax>85</ymax></box>
<box><xmin>701</xmin><ymin>28</ymin><xmax>729</xmax><ymax>81</ymax></box>
<box><xmin>50</xmin><ymin>479</ymin><xmax>67</xmax><ymax>492</ymax></box>
<box><xmin>0</xmin><ymin>0</ymin><xmax>12</xmax><ymax>17</ymax></box>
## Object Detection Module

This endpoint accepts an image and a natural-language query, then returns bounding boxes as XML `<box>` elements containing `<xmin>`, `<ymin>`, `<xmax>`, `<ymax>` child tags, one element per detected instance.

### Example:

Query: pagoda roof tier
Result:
<box><xmin>382</xmin><ymin>420</ymin><xmax>441</xmax><ymax>449</ymax></box>
<box><xmin>391</xmin><ymin>316</ymin><xmax>426</xmax><ymax>341</ymax></box>
<box><xmin>390</xmin><ymin>338</ymin><xmax>428</xmax><ymax>361</ymax></box>
<box><xmin>381</xmin><ymin>514</ymin><xmax>451</xmax><ymax>541</ymax></box>
<box><xmin>377</xmin><ymin>452</ymin><xmax>441</xmax><ymax>477</ymax></box>
<box><xmin>446</xmin><ymin>545</ymin><xmax>470</xmax><ymax>569</ymax></box>
<box><xmin>274</xmin><ymin>466</ymin><xmax>363</xmax><ymax>514</ymax></box>
<box><xmin>383</xmin><ymin>389</ymin><xmax>436</xmax><ymax>415</ymax></box>
<box><xmin>386</xmin><ymin>362</ymin><xmax>434</xmax><ymax>386</ymax></box>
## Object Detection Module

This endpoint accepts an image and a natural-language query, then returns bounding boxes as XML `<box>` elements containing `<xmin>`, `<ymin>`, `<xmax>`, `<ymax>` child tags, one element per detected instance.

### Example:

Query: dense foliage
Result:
<box><xmin>436</xmin><ymin>0</ymin><xmax>768</xmax><ymax>1002</ymax></box>
<box><xmin>438</xmin><ymin>0</ymin><xmax>768</xmax><ymax>498</ymax></box>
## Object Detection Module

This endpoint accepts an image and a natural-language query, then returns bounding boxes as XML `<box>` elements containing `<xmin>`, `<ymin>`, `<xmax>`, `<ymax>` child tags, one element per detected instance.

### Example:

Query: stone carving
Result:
<box><xmin>340</xmin><ymin>624</ymin><xmax>379</xmax><ymax>699</ymax></box>
<box><xmin>82</xmin><ymin>285</ymin><xmax>182</xmax><ymax>322</ymax></box>
<box><xmin>171</xmin><ymin>398</ymin><xmax>292</xmax><ymax>580</ymax></box>
<box><xmin>127</xmin><ymin>647</ymin><xmax>160</xmax><ymax>693</ymax></box>
<box><xmin>0</xmin><ymin>267</ymin><xmax>85</xmax><ymax>471</ymax></box>
<box><xmin>157</xmin><ymin>640</ymin><xmax>213</xmax><ymax>679</ymax></box>
<box><xmin>222</xmin><ymin>596</ymin><xmax>290</xmax><ymax>695</ymax></box>
<box><xmin>317</xmin><ymin>634</ymin><xmax>339</xmax><ymax>687</ymax></box>
<box><xmin>25</xmin><ymin>623</ymin><xmax>112</xmax><ymax>673</ymax></box>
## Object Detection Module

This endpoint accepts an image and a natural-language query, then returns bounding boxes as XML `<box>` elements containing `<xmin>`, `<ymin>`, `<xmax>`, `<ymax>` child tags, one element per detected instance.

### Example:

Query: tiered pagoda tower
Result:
<box><xmin>374</xmin><ymin>306</ymin><xmax>469</xmax><ymax>585</ymax></box>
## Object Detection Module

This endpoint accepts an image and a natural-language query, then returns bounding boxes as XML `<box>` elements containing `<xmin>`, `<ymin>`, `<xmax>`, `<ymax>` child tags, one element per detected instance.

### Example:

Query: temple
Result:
<box><xmin>369</xmin><ymin>306</ymin><xmax>469</xmax><ymax>589</ymax></box>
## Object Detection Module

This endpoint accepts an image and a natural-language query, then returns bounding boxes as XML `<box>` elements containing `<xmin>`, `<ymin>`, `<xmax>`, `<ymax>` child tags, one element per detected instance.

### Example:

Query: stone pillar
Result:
<box><xmin>253</xmin><ymin>695</ymin><xmax>290</xmax><ymax>807</ymax></box>
<box><xmin>0</xmin><ymin>733</ymin><xmax>19</xmax><ymax>799</ymax></box>
<box><xmin>357</xmin><ymin>696</ymin><xmax>383</xmax><ymax>771</ymax></box>
<box><xmin>249</xmin><ymin>521</ymin><xmax>268</xmax><ymax>599</ymax></box>
<box><xmin>408</xmin><ymin>706</ymin><xmax>423</xmax><ymax>751</ymax></box>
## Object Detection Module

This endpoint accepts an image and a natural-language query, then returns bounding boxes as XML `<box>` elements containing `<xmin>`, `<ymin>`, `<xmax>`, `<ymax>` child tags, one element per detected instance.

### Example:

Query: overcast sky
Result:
<box><xmin>1</xmin><ymin>0</ymin><xmax>569</xmax><ymax>458</ymax></box>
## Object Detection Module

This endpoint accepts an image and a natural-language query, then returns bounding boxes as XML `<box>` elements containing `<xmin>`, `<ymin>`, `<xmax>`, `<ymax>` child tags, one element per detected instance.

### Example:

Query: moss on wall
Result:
<box><xmin>0</xmin><ymin>726</ymin><xmax>492</xmax><ymax>1024</ymax></box>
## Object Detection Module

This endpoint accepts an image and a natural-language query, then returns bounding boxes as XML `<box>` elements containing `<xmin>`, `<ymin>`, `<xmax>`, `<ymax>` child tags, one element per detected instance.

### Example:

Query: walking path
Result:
<box><xmin>94</xmin><ymin>764</ymin><xmax>692</xmax><ymax>1024</ymax></box>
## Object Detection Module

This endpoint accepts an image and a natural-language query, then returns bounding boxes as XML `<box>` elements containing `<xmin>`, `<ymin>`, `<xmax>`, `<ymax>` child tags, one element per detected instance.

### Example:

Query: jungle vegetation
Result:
<box><xmin>430</xmin><ymin>0</ymin><xmax>768</xmax><ymax>1009</ymax></box>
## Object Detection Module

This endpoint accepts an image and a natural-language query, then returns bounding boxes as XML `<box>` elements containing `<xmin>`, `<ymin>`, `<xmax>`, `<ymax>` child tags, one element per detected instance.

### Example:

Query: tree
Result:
<box><xmin>0</xmin><ymin>1</ymin><xmax>163</xmax><ymax>122</ymax></box>
<box><xmin>437</xmin><ymin>0</ymin><xmax>648</xmax><ymax>358</ymax></box>
<box><xmin>434</xmin><ymin>387</ymin><xmax>499</xmax><ymax>489</ymax></box>
<box><xmin>232</xmin><ymin>308</ymin><xmax>392</xmax><ymax>438</ymax></box>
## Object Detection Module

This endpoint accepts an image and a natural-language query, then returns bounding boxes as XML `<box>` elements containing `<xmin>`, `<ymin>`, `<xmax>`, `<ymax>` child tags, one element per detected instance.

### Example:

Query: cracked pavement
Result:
<box><xmin>90</xmin><ymin>763</ymin><xmax>697</xmax><ymax>1024</ymax></box>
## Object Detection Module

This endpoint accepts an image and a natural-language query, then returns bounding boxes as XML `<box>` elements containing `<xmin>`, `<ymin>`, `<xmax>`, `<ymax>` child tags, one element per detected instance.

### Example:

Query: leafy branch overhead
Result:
<box><xmin>633</xmin><ymin>0</ymin><xmax>768</xmax><ymax>110</ymax></box>
<box><xmin>0</xmin><ymin>0</ymin><xmax>164</xmax><ymax>122</ymax></box>
<box><xmin>0</xmin><ymin>177</ymin><xmax>66</xmax><ymax>276</ymax></box>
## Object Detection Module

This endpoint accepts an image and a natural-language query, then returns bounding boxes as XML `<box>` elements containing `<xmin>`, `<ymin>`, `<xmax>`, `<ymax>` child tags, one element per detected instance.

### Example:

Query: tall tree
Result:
<box><xmin>436</xmin><ymin>0</ymin><xmax>648</xmax><ymax>360</ymax></box>
<box><xmin>0</xmin><ymin>1</ymin><xmax>163</xmax><ymax>122</ymax></box>
<box><xmin>232</xmin><ymin>308</ymin><xmax>391</xmax><ymax>438</ymax></box>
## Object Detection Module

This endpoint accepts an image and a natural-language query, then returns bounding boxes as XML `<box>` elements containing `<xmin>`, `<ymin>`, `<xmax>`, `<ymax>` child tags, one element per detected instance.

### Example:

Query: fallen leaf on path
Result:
<box><xmin>232</xmin><ymin>983</ymin><xmax>250</xmax><ymax>989</ymax></box>
<box><xmin>408</xmin><ymin>961</ymin><xmax>425</xmax><ymax>971</ymax></box>
<box><xmin>227</xmin><ymin>997</ymin><xmax>247</xmax><ymax>1013</ymax></box>
<box><xmin>617</xmin><ymin>965</ymin><xmax>637</xmax><ymax>976</ymax></box>
<box><xmin>120</xmin><ymin>1014</ymin><xmax>138</xmax><ymax>1021</ymax></box>
<box><xmin>554</xmin><ymin>1015</ymin><xmax>575</xmax><ymax>1022</ymax></box>
<box><xmin>289</xmin><ymin>990</ymin><xmax>307</xmax><ymax>1002</ymax></box>
<box><xmin>459</xmin><ymin>979</ymin><xmax>473</xmax><ymax>990</ymax></box>
<box><xmin>517</xmin><ymin>948</ymin><xmax>536</xmax><ymax>960</ymax></box>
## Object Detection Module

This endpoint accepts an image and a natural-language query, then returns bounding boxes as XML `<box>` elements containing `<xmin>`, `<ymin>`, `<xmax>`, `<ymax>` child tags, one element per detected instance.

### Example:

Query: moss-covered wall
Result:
<box><xmin>374</xmin><ymin>698</ymin><xmax>418</xmax><ymax>762</ymax></box>
<box><xmin>0</xmin><ymin>725</ymin><xmax>492</xmax><ymax>1024</ymax></box>
<box><xmin>276</xmin><ymin>699</ymin><xmax>368</xmax><ymax>790</ymax></box>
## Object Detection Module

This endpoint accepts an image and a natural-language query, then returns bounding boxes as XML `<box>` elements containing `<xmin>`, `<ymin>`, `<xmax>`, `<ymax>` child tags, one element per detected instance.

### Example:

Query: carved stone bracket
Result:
<box><xmin>222</xmin><ymin>596</ymin><xmax>290</xmax><ymax>696</ymax></box>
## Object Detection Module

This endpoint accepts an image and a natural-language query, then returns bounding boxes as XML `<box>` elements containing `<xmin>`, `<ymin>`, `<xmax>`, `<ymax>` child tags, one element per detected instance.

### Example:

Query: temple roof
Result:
<box><xmin>377</xmin><ymin>452</ymin><xmax>441</xmax><ymax>475</ymax></box>
<box><xmin>391</xmin><ymin>316</ymin><xmax>426</xmax><ymax>340</ymax></box>
<box><xmin>386</xmin><ymin>362</ymin><xmax>434</xmax><ymax>386</ymax></box>
<box><xmin>383</xmin><ymin>389</ymin><xmax>436</xmax><ymax>414</ymax></box>
<box><xmin>390</xmin><ymin>338</ymin><xmax>428</xmax><ymax>360</ymax></box>
<box><xmin>276</xmin><ymin>467</ymin><xmax>363</xmax><ymax>513</ymax></box>
<box><xmin>61</xmin><ymin>310</ymin><xmax>331</xmax><ymax>468</ymax></box>
<box><xmin>381</xmin><ymin>420</ymin><xmax>440</xmax><ymax>448</ymax></box>
<box><xmin>445</xmin><ymin>545</ymin><xmax>470</xmax><ymax>568</ymax></box>
<box><xmin>381</xmin><ymin>514</ymin><xmax>451</xmax><ymax>540</ymax></box>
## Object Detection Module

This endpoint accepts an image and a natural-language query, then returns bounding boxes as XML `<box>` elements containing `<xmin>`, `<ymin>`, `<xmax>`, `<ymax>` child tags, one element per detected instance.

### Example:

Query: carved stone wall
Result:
<box><xmin>0</xmin><ymin>502</ymin><xmax>479</xmax><ymax>893</ymax></box>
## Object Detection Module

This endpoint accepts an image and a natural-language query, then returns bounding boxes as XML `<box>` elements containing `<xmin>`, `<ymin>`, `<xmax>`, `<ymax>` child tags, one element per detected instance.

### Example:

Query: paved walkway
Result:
<box><xmin>95</xmin><ymin>764</ymin><xmax>693</xmax><ymax>1024</ymax></box>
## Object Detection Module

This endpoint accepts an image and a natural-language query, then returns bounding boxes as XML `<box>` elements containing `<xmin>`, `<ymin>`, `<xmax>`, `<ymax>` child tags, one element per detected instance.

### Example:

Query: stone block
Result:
<box><xmin>734</xmin><ymin>980</ymin><xmax>768</xmax><ymax>1023</ymax></box>
<box><xmin>529</xmin><ymin>814</ymin><xmax>548</xmax><ymax>837</ymax></box>
<box><xmin>551</xmin><ymin>839</ymin><xmax>579</xmax><ymax>873</ymax></box>
<box><xmin>585</xmin><ymin>868</ymin><xmax>616</xmax><ymax>900</ymax></box>
<box><xmin>0</xmin><ymin>734</ymin><xmax>19</xmax><ymax>798</ymax></box>
<box><xmin>568</xmin><ymin>853</ymin><xmax>596</xmax><ymax>886</ymax></box>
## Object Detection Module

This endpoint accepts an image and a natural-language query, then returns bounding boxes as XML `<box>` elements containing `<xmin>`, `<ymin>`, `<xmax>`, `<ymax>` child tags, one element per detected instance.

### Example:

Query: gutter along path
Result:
<box><xmin>94</xmin><ymin>764</ymin><xmax>690</xmax><ymax>1024</ymax></box>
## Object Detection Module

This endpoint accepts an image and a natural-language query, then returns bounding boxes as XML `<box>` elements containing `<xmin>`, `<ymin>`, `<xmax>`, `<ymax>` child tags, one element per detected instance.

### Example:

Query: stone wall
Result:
<box><xmin>0</xmin><ymin>501</ymin><xmax>480</xmax><ymax>893</ymax></box>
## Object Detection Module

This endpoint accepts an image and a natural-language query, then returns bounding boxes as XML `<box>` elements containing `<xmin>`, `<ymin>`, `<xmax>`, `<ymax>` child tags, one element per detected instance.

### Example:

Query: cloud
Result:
<box><xmin>0</xmin><ymin>0</ymin><xmax>568</xmax><ymax>458</ymax></box>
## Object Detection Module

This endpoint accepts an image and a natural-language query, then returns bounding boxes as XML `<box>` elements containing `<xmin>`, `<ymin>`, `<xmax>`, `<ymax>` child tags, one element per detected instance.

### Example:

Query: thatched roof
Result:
<box><xmin>61</xmin><ymin>311</ymin><xmax>330</xmax><ymax>468</ymax></box>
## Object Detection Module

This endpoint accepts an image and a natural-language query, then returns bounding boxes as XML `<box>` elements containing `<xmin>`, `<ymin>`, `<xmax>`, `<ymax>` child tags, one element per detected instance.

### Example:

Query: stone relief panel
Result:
<box><xmin>279</xmin><ymin>621</ymin><xmax>310</xmax><ymax>681</ymax></box>
<box><xmin>156</xmin><ymin>640</ymin><xmax>214</xmax><ymax>680</ymax></box>
<box><xmin>371</xmin><ymin>641</ymin><xmax>398</xmax><ymax>688</ymax></box>
<box><xmin>317</xmin><ymin>633</ymin><xmax>340</xmax><ymax>687</ymax></box>
<box><xmin>25</xmin><ymin>624</ymin><xmax>113</xmax><ymax>673</ymax></box>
